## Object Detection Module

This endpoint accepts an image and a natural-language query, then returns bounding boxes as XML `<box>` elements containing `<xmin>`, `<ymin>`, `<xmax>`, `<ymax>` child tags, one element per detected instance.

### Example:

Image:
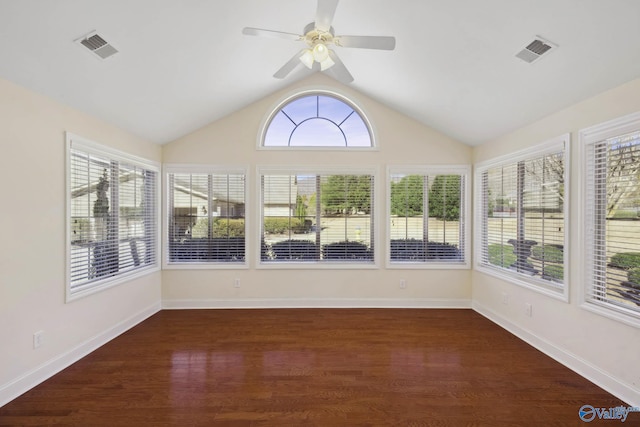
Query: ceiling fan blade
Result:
<box><xmin>242</xmin><ymin>27</ymin><xmax>301</xmax><ymax>41</ymax></box>
<box><xmin>315</xmin><ymin>0</ymin><xmax>339</xmax><ymax>32</ymax></box>
<box><xmin>326</xmin><ymin>50</ymin><xmax>353</xmax><ymax>84</ymax></box>
<box><xmin>335</xmin><ymin>35</ymin><xmax>396</xmax><ymax>50</ymax></box>
<box><xmin>273</xmin><ymin>49</ymin><xmax>307</xmax><ymax>79</ymax></box>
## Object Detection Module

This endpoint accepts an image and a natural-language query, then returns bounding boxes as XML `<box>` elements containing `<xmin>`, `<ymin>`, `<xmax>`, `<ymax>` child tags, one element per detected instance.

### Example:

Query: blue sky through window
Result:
<box><xmin>263</xmin><ymin>94</ymin><xmax>372</xmax><ymax>147</ymax></box>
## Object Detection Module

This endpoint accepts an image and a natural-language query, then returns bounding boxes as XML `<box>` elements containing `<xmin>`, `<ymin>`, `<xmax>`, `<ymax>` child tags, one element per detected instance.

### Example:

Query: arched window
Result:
<box><xmin>262</xmin><ymin>92</ymin><xmax>373</xmax><ymax>148</ymax></box>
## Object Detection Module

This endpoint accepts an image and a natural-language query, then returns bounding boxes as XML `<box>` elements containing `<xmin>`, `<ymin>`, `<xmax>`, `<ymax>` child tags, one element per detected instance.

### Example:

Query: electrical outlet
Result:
<box><xmin>399</xmin><ymin>279</ymin><xmax>407</xmax><ymax>289</ymax></box>
<box><xmin>33</xmin><ymin>331</ymin><xmax>43</xmax><ymax>349</ymax></box>
<box><xmin>525</xmin><ymin>303</ymin><xmax>533</xmax><ymax>317</ymax></box>
<box><xmin>502</xmin><ymin>292</ymin><xmax>508</xmax><ymax>305</ymax></box>
<box><xmin>234</xmin><ymin>278</ymin><xmax>240</xmax><ymax>288</ymax></box>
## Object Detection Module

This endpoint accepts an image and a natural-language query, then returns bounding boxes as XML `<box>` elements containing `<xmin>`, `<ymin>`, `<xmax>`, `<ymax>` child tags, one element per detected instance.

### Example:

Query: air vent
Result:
<box><xmin>76</xmin><ymin>31</ymin><xmax>118</xmax><ymax>59</ymax></box>
<box><xmin>515</xmin><ymin>36</ymin><xmax>557</xmax><ymax>64</ymax></box>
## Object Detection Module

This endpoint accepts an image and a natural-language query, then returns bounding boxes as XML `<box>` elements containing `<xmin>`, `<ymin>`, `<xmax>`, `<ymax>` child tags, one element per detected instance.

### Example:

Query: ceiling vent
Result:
<box><xmin>75</xmin><ymin>31</ymin><xmax>118</xmax><ymax>59</ymax></box>
<box><xmin>515</xmin><ymin>36</ymin><xmax>557</xmax><ymax>64</ymax></box>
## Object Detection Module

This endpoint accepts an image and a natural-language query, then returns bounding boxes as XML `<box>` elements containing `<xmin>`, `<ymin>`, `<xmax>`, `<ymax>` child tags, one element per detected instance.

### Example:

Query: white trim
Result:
<box><xmin>580</xmin><ymin>300</ymin><xmax>640</xmax><ymax>329</ymax></box>
<box><xmin>474</xmin><ymin>136</ymin><xmax>566</xmax><ymax>171</ymax></box>
<box><xmin>386</xmin><ymin>164</ymin><xmax>472</xmax><ymax>269</ymax></box>
<box><xmin>387</xmin><ymin>164</ymin><xmax>471</xmax><ymax>176</ymax></box>
<box><xmin>0</xmin><ymin>301</ymin><xmax>161</xmax><ymax>407</ymax></box>
<box><xmin>66</xmin><ymin>132</ymin><xmax>161</xmax><ymax>171</ymax></box>
<box><xmin>578</xmin><ymin>112</ymin><xmax>640</xmax><ymax>326</ymax></box>
<box><xmin>386</xmin><ymin>262</ymin><xmax>469</xmax><ymax>270</ymax></box>
<box><xmin>256</xmin><ymin>86</ymin><xmax>378</xmax><ymax>151</ymax></box>
<box><xmin>66</xmin><ymin>266</ymin><xmax>160</xmax><ymax>302</ymax></box>
<box><xmin>65</xmin><ymin>132</ymin><xmax>161</xmax><ymax>302</ymax></box>
<box><xmin>162</xmin><ymin>298</ymin><xmax>472</xmax><ymax>309</ymax></box>
<box><xmin>258</xmin><ymin>164</ymin><xmax>379</xmax><ymax>176</ymax></box>
<box><xmin>162</xmin><ymin>164</ymin><xmax>250</xmax><ymax>269</ymax></box>
<box><xmin>475</xmin><ymin>264</ymin><xmax>568</xmax><ymax>302</ymax></box>
<box><xmin>163</xmin><ymin>163</ymin><xmax>248</xmax><ymax>175</ymax></box>
<box><xmin>256</xmin><ymin>262</ymin><xmax>378</xmax><ymax>270</ymax></box>
<box><xmin>473</xmin><ymin>133</ymin><xmax>570</xmax><ymax>301</ymax></box>
<box><xmin>579</xmin><ymin>110</ymin><xmax>640</xmax><ymax>145</ymax></box>
<box><xmin>473</xmin><ymin>301</ymin><xmax>640</xmax><ymax>407</ymax></box>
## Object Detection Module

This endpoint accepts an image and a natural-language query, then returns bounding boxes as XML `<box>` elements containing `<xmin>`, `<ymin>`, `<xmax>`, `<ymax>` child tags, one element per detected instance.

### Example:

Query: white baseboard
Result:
<box><xmin>162</xmin><ymin>298</ymin><xmax>472</xmax><ymax>309</ymax></box>
<box><xmin>0</xmin><ymin>301</ymin><xmax>161</xmax><ymax>407</ymax></box>
<box><xmin>472</xmin><ymin>301</ymin><xmax>640</xmax><ymax>408</ymax></box>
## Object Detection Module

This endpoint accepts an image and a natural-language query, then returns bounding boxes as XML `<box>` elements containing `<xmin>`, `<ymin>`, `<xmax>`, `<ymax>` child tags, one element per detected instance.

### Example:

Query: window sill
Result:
<box><xmin>387</xmin><ymin>261</ymin><xmax>470</xmax><ymax>270</ymax></box>
<box><xmin>256</xmin><ymin>261</ymin><xmax>379</xmax><ymax>270</ymax></box>
<box><xmin>163</xmin><ymin>262</ymin><xmax>249</xmax><ymax>270</ymax></box>
<box><xmin>581</xmin><ymin>300</ymin><xmax>640</xmax><ymax>329</ymax></box>
<box><xmin>474</xmin><ymin>264</ymin><xmax>568</xmax><ymax>302</ymax></box>
<box><xmin>66</xmin><ymin>264</ymin><xmax>160</xmax><ymax>303</ymax></box>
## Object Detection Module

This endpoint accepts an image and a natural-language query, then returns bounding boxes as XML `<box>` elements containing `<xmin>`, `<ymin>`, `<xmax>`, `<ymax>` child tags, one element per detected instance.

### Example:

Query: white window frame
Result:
<box><xmin>257</xmin><ymin>88</ymin><xmax>377</xmax><ymax>151</ymax></box>
<box><xmin>580</xmin><ymin>111</ymin><xmax>640</xmax><ymax>327</ymax></box>
<box><xmin>474</xmin><ymin>134</ymin><xmax>570</xmax><ymax>301</ymax></box>
<box><xmin>387</xmin><ymin>165</ymin><xmax>471</xmax><ymax>269</ymax></box>
<box><xmin>65</xmin><ymin>132</ymin><xmax>160</xmax><ymax>302</ymax></box>
<box><xmin>257</xmin><ymin>165</ymin><xmax>380</xmax><ymax>269</ymax></box>
<box><xmin>163</xmin><ymin>164</ymin><xmax>249</xmax><ymax>270</ymax></box>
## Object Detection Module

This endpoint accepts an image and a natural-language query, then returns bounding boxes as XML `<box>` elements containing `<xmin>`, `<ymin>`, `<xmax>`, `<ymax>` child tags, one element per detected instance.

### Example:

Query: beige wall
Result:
<box><xmin>472</xmin><ymin>77</ymin><xmax>640</xmax><ymax>405</ymax></box>
<box><xmin>0</xmin><ymin>77</ymin><xmax>162</xmax><ymax>405</ymax></box>
<box><xmin>162</xmin><ymin>73</ymin><xmax>473</xmax><ymax>307</ymax></box>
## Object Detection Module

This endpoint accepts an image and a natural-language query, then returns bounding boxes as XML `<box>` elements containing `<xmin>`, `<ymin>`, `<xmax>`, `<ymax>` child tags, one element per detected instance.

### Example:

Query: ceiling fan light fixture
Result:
<box><xmin>300</xmin><ymin>49</ymin><xmax>315</xmax><ymax>69</ymax></box>
<box><xmin>320</xmin><ymin>53</ymin><xmax>335</xmax><ymax>71</ymax></box>
<box><xmin>312</xmin><ymin>42</ymin><xmax>329</xmax><ymax>62</ymax></box>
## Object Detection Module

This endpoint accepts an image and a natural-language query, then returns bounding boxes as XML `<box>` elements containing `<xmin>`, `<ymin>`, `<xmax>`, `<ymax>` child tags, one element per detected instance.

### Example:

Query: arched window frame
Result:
<box><xmin>258</xmin><ymin>88</ymin><xmax>377</xmax><ymax>150</ymax></box>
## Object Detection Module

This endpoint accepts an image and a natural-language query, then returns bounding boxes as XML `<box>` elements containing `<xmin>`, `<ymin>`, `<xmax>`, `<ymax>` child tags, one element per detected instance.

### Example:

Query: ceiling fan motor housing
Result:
<box><xmin>303</xmin><ymin>22</ymin><xmax>335</xmax><ymax>47</ymax></box>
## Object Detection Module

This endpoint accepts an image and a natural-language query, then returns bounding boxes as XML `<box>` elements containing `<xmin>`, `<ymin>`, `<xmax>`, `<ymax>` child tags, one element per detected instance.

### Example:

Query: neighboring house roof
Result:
<box><xmin>262</xmin><ymin>175</ymin><xmax>298</xmax><ymax>206</ymax></box>
<box><xmin>173</xmin><ymin>175</ymin><xmax>245</xmax><ymax>205</ymax></box>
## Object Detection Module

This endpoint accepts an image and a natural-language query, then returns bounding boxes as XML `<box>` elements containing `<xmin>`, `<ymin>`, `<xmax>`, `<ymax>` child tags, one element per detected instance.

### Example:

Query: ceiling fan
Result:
<box><xmin>242</xmin><ymin>0</ymin><xmax>396</xmax><ymax>84</ymax></box>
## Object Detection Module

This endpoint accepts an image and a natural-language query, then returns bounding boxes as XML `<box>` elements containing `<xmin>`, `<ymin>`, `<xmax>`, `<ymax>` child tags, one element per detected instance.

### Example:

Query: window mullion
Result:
<box><xmin>316</xmin><ymin>175</ymin><xmax>322</xmax><ymax>257</ymax></box>
<box><xmin>423</xmin><ymin>175</ymin><xmax>428</xmax><ymax>256</ymax></box>
<box><xmin>108</xmin><ymin>161</ymin><xmax>120</xmax><ymax>276</ymax></box>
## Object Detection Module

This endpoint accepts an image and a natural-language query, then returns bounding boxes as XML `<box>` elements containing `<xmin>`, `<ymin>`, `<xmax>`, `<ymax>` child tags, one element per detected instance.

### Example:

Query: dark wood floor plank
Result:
<box><xmin>0</xmin><ymin>309</ymin><xmax>633</xmax><ymax>426</ymax></box>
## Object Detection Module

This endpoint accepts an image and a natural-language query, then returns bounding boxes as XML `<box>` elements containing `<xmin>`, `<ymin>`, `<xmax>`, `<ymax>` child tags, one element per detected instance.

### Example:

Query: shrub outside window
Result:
<box><xmin>388</xmin><ymin>166</ymin><xmax>470</xmax><ymax>268</ymax></box>
<box><xmin>259</xmin><ymin>167</ymin><xmax>376</xmax><ymax>266</ymax></box>
<box><xmin>165</xmin><ymin>166</ymin><xmax>247</xmax><ymax>267</ymax></box>
<box><xmin>475</xmin><ymin>135</ymin><xmax>569</xmax><ymax>299</ymax></box>
<box><xmin>67</xmin><ymin>133</ymin><xmax>159</xmax><ymax>300</ymax></box>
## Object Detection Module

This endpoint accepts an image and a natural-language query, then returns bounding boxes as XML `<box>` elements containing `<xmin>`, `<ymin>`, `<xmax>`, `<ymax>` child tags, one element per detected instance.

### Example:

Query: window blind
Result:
<box><xmin>478</xmin><ymin>143</ymin><xmax>566</xmax><ymax>290</ymax></box>
<box><xmin>167</xmin><ymin>172</ymin><xmax>246</xmax><ymax>263</ymax></box>
<box><xmin>261</xmin><ymin>172</ymin><xmax>374</xmax><ymax>263</ymax></box>
<box><xmin>69</xmin><ymin>142</ymin><xmax>158</xmax><ymax>294</ymax></box>
<box><xmin>585</xmin><ymin>130</ymin><xmax>640</xmax><ymax>315</ymax></box>
<box><xmin>389</xmin><ymin>172</ymin><xmax>466</xmax><ymax>263</ymax></box>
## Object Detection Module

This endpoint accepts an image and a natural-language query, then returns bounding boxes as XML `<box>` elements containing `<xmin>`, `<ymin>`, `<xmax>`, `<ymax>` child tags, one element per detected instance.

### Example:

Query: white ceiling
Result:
<box><xmin>1</xmin><ymin>0</ymin><xmax>640</xmax><ymax>146</ymax></box>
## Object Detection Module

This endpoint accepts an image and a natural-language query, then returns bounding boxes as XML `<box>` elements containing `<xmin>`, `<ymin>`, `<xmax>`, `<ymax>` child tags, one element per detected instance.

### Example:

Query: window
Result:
<box><xmin>67</xmin><ymin>134</ymin><xmax>159</xmax><ymax>300</ymax></box>
<box><xmin>475</xmin><ymin>135</ymin><xmax>568</xmax><ymax>298</ymax></box>
<box><xmin>165</xmin><ymin>166</ymin><xmax>246</xmax><ymax>267</ymax></box>
<box><xmin>582</xmin><ymin>112</ymin><xmax>640</xmax><ymax>323</ymax></box>
<box><xmin>388</xmin><ymin>166</ymin><xmax>470</xmax><ymax>267</ymax></box>
<box><xmin>261</xmin><ymin>91</ymin><xmax>373</xmax><ymax>148</ymax></box>
<box><xmin>260</xmin><ymin>168</ymin><xmax>375</xmax><ymax>265</ymax></box>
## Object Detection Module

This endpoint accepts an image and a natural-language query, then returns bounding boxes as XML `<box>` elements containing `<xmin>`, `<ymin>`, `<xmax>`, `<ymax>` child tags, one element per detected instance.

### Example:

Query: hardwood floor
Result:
<box><xmin>0</xmin><ymin>309</ymin><xmax>632</xmax><ymax>426</ymax></box>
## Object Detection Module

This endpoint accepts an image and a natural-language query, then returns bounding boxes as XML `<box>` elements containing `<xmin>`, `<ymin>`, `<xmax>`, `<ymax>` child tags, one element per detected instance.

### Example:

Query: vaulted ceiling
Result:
<box><xmin>1</xmin><ymin>0</ymin><xmax>639</xmax><ymax>146</ymax></box>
